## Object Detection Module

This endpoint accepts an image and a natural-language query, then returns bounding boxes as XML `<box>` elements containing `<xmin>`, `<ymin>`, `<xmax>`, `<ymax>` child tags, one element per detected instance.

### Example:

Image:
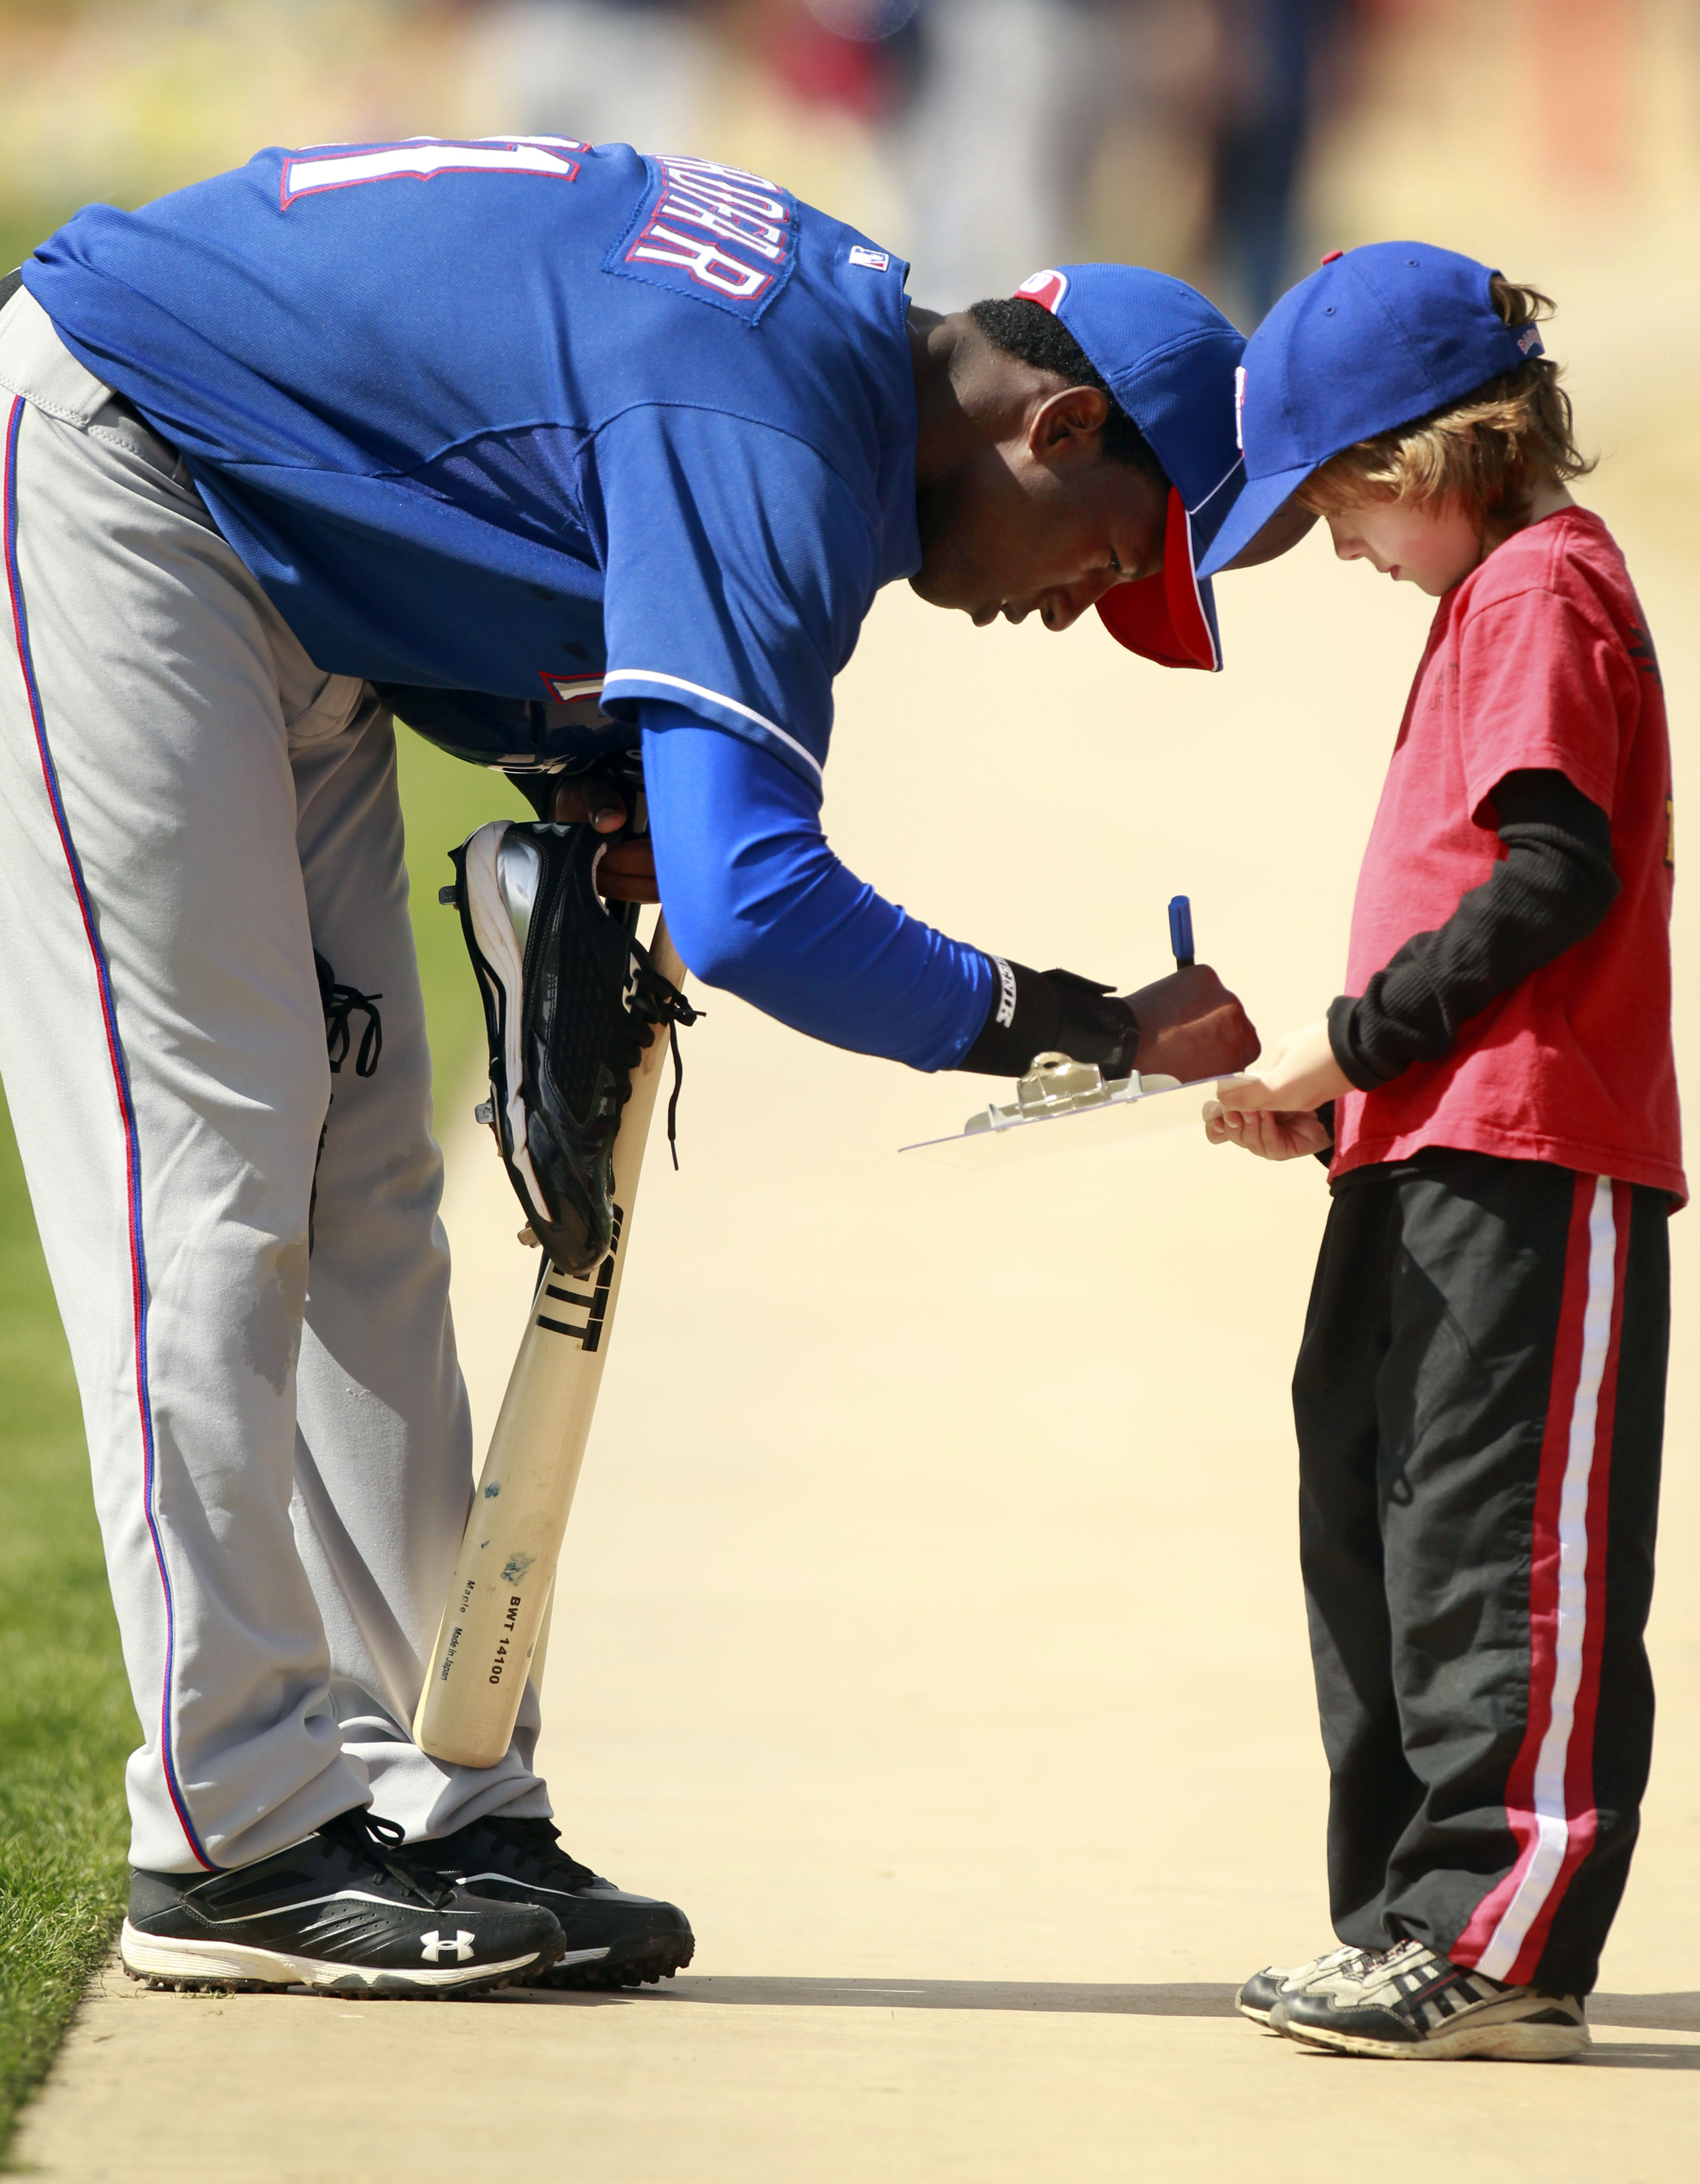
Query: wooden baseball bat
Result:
<box><xmin>413</xmin><ymin>915</ymin><xmax>685</xmax><ymax>1768</ymax></box>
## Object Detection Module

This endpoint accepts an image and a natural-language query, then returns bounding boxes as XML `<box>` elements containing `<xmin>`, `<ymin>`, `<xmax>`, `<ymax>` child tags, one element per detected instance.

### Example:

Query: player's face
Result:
<box><xmin>1324</xmin><ymin>495</ymin><xmax>1484</xmax><ymax>596</ymax></box>
<box><xmin>911</xmin><ymin>389</ymin><xmax>1169</xmax><ymax>631</ymax></box>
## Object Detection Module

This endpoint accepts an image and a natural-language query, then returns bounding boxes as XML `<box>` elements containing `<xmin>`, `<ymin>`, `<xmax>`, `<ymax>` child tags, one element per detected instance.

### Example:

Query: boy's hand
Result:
<box><xmin>1203</xmin><ymin>1019</ymin><xmax>1349</xmax><ymax>1163</ymax></box>
<box><xmin>1203</xmin><ymin>1102</ymin><xmax>1332</xmax><ymax>1161</ymax></box>
<box><xmin>1215</xmin><ymin>1020</ymin><xmax>1349</xmax><ymax>1113</ymax></box>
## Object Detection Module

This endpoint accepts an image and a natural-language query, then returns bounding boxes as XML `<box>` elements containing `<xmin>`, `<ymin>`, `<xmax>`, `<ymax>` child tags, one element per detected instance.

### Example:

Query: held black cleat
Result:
<box><xmin>452</xmin><ymin>819</ymin><xmax>697</xmax><ymax>1276</ymax></box>
<box><xmin>1270</xmin><ymin>1938</ymin><xmax>1590</xmax><ymax>2061</ymax></box>
<box><xmin>409</xmin><ymin>1815</ymin><xmax>695</xmax><ymax>1990</ymax></box>
<box><xmin>120</xmin><ymin>1807</ymin><xmax>565</xmax><ymax>1999</ymax></box>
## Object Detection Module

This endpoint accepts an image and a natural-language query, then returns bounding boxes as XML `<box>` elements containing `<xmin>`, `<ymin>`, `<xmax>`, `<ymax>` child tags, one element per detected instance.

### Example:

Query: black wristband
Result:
<box><xmin>1047</xmin><ymin>968</ymin><xmax>1140</xmax><ymax>1077</ymax></box>
<box><xmin>956</xmin><ymin>959</ymin><xmax>1138</xmax><ymax>1078</ymax></box>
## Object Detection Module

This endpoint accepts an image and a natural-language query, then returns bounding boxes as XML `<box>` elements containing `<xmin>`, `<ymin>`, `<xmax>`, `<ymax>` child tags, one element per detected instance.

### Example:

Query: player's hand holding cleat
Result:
<box><xmin>450</xmin><ymin>815</ymin><xmax>696</xmax><ymax>1273</ymax></box>
<box><xmin>548</xmin><ymin>769</ymin><xmax>659</xmax><ymax>901</ymax></box>
<box><xmin>1123</xmin><ymin>963</ymin><xmax>1259</xmax><ymax>1082</ymax></box>
<box><xmin>1205</xmin><ymin>1018</ymin><xmax>1348</xmax><ymax>1160</ymax></box>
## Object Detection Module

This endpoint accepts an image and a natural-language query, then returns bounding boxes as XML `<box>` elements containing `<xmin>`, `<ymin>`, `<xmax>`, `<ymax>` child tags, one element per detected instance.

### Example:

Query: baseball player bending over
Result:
<box><xmin>0</xmin><ymin>137</ymin><xmax>1273</xmax><ymax>1999</ymax></box>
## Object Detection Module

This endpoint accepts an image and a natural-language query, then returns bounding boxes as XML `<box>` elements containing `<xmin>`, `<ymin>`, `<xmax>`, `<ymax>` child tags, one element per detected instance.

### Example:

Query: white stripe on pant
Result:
<box><xmin>0</xmin><ymin>287</ymin><xmax>548</xmax><ymax>1870</ymax></box>
<box><xmin>1469</xmin><ymin>1175</ymin><xmax>1622</xmax><ymax>1984</ymax></box>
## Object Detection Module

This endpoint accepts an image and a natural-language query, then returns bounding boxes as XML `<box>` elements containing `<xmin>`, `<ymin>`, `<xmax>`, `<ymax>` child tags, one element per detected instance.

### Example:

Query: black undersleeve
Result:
<box><xmin>1328</xmin><ymin>769</ymin><xmax>1618</xmax><ymax>1091</ymax></box>
<box><xmin>956</xmin><ymin>959</ymin><xmax>1139</xmax><ymax>1078</ymax></box>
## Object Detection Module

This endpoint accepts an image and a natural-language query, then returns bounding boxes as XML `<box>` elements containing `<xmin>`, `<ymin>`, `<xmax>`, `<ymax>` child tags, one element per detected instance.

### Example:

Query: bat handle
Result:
<box><xmin>1168</xmin><ymin>894</ymin><xmax>1195</xmax><ymax>970</ymax></box>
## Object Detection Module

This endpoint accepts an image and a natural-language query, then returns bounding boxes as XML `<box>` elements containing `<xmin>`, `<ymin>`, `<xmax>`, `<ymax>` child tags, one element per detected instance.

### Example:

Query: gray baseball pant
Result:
<box><xmin>0</xmin><ymin>287</ymin><xmax>548</xmax><ymax>1872</ymax></box>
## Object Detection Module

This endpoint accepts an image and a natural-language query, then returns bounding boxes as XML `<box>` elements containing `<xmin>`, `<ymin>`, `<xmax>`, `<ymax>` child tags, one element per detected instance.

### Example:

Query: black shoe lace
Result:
<box><xmin>624</xmin><ymin>953</ymin><xmax>701</xmax><ymax>1171</ymax></box>
<box><xmin>472</xmin><ymin>1815</ymin><xmax>597</xmax><ymax>1889</ymax></box>
<box><xmin>318</xmin><ymin>1806</ymin><xmax>453</xmax><ymax>1909</ymax></box>
<box><xmin>315</xmin><ymin>950</ymin><xmax>384</xmax><ymax>1078</ymax></box>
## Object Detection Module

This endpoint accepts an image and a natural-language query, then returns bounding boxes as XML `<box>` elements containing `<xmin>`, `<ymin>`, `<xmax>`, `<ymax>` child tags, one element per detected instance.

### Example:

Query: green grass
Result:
<box><xmin>0</xmin><ymin>1110</ymin><xmax>134</xmax><ymax>2165</ymax></box>
<box><xmin>0</xmin><ymin>728</ymin><xmax>524</xmax><ymax>2162</ymax></box>
<box><xmin>0</xmin><ymin>204</ymin><xmax>66</xmax><ymax>279</ymax></box>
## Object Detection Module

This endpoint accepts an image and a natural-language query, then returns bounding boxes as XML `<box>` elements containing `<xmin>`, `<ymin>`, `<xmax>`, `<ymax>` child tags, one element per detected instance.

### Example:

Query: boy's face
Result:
<box><xmin>1323</xmin><ymin>495</ymin><xmax>1483</xmax><ymax>597</ymax></box>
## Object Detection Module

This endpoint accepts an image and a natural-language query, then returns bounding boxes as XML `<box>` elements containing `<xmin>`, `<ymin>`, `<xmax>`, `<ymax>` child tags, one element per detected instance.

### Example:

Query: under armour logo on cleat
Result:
<box><xmin>420</xmin><ymin>1929</ymin><xmax>476</xmax><ymax>1963</ymax></box>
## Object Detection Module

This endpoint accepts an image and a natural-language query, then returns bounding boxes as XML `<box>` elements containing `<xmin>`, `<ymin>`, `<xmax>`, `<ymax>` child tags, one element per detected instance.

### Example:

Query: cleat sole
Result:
<box><xmin>528</xmin><ymin>1934</ymin><xmax>695</xmax><ymax>1992</ymax></box>
<box><xmin>119</xmin><ymin>1919</ymin><xmax>556</xmax><ymax>2000</ymax></box>
<box><xmin>458</xmin><ymin>822</ymin><xmax>551</xmax><ymax>1222</ymax></box>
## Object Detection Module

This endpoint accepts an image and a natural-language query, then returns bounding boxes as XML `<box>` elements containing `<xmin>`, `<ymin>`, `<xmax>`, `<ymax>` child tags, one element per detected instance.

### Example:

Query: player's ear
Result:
<box><xmin>1028</xmin><ymin>384</ymin><xmax>1111</xmax><ymax>463</ymax></box>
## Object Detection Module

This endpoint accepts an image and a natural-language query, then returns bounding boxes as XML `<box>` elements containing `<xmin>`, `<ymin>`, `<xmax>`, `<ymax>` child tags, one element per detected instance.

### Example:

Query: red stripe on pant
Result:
<box><xmin>1452</xmin><ymin>1175</ymin><xmax>1627</xmax><ymax>1984</ymax></box>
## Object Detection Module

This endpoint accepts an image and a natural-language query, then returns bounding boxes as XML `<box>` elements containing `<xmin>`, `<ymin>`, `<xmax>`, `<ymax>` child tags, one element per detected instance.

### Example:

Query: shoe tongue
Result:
<box><xmin>498</xmin><ymin>1817</ymin><xmax>561</xmax><ymax>1852</ymax></box>
<box><xmin>321</xmin><ymin>1807</ymin><xmax>450</xmax><ymax>1908</ymax></box>
<box><xmin>499</xmin><ymin>1816</ymin><xmax>596</xmax><ymax>1884</ymax></box>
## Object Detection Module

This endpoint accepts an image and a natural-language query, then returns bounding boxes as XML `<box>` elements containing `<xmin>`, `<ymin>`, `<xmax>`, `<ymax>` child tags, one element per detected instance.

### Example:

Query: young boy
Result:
<box><xmin>1196</xmin><ymin>243</ymin><xmax>1681</xmax><ymax>2061</ymax></box>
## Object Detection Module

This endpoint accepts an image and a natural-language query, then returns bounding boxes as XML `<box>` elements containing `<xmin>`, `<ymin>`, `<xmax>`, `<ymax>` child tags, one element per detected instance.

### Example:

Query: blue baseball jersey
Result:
<box><xmin>24</xmin><ymin>136</ymin><xmax>921</xmax><ymax>795</ymax></box>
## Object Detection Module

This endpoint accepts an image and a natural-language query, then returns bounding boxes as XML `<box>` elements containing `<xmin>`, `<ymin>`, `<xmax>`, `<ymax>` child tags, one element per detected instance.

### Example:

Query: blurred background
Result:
<box><xmin>5</xmin><ymin>4</ymin><xmax>1699</xmax><ymax>589</ymax></box>
<box><xmin>7</xmin><ymin>2</ymin><xmax>1700</xmax><ymax>2166</ymax></box>
<box><xmin>2</xmin><ymin>2</ymin><xmax>1696</xmax><ymax>330</ymax></box>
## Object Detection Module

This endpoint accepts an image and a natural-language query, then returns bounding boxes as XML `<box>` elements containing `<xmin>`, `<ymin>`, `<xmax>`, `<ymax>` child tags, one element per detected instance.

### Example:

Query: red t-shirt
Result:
<box><xmin>1332</xmin><ymin>506</ymin><xmax>1684</xmax><ymax>1201</ymax></box>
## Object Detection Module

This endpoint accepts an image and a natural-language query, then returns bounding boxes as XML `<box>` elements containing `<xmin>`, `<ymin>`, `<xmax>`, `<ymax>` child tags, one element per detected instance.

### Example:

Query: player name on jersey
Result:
<box><xmin>614</xmin><ymin>156</ymin><xmax>798</xmax><ymax>319</ymax></box>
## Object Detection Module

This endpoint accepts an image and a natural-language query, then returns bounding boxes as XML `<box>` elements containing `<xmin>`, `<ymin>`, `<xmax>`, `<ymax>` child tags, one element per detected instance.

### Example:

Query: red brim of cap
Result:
<box><xmin>1096</xmin><ymin>486</ymin><xmax>1218</xmax><ymax>670</ymax></box>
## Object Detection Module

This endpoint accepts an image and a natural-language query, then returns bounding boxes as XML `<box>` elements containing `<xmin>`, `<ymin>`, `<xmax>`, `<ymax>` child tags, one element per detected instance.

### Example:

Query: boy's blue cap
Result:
<box><xmin>1015</xmin><ymin>264</ymin><xmax>1246</xmax><ymax>671</ymax></box>
<box><xmin>1196</xmin><ymin>242</ymin><xmax>1544</xmax><ymax>579</ymax></box>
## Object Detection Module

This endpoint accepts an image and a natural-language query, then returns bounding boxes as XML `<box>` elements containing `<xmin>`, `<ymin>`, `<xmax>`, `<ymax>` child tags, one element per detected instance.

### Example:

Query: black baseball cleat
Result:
<box><xmin>1270</xmin><ymin>1938</ymin><xmax>1590</xmax><ymax>2061</ymax></box>
<box><xmin>410</xmin><ymin>1815</ymin><xmax>695</xmax><ymax>1989</ymax></box>
<box><xmin>119</xmin><ymin>1807</ymin><xmax>565</xmax><ymax>1999</ymax></box>
<box><xmin>450</xmin><ymin>819</ymin><xmax>697</xmax><ymax>1276</ymax></box>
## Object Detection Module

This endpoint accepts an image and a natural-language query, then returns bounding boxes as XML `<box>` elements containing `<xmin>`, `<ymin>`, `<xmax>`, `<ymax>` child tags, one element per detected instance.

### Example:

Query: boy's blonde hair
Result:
<box><xmin>1295</xmin><ymin>277</ymin><xmax>1593</xmax><ymax>526</ymax></box>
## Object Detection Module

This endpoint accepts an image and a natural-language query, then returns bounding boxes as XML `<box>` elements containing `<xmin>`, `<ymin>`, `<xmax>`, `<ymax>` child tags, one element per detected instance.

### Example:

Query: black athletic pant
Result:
<box><xmin>1292</xmin><ymin>1150</ymin><xmax>1668</xmax><ymax>1997</ymax></box>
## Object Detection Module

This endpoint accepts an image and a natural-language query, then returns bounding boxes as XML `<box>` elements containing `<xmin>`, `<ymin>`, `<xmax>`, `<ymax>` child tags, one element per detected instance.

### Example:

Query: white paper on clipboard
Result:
<box><xmin>900</xmin><ymin>1058</ymin><xmax>1216</xmax><ymax>1171</ymax></box>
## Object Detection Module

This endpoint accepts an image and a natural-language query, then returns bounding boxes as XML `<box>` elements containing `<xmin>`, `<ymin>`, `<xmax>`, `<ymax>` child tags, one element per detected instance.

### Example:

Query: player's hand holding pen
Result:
<box><xmin>1205</xmin><ymin>1019</ymin><xmax>1348</xmax><ymax>1161</ymax></box>
<box><xmin>1126</xmin><ymin>965</ymin><xmax>1260</xmax><ymax>1081</ymax></box>
<box><xmin>1121</xmin><ymin>895</ymin><xmax>1260</xmax><ymax>1083</ymax></box>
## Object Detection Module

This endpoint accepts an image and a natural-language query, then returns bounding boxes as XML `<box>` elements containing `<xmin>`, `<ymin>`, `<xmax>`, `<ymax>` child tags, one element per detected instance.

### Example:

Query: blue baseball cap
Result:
<box><xmin>1197</xmin><ymin>242</ymin><xmax>1545</xmax><ymax>579</ymax></box>
<box><xmin>1014</xmin><ymin>264</ymin><xmax>1246</xmax><ymax>671</ymax></box>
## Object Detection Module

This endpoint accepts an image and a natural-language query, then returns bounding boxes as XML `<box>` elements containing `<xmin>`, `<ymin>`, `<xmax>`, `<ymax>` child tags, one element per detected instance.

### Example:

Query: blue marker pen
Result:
<box><xmin>1169</xmin><ymin>895</ymin><xmax>1195</xmax><ymax>970</ymax></box>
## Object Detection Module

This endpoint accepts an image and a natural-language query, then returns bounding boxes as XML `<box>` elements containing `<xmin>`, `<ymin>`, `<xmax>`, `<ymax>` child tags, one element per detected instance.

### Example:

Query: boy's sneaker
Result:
<box><xmin>1270</xmin><ymin>1938</ymin><xmax>1590</xmax><ymax>2061</ymax></box>
<box><xmin>120</xmin><ymin>1807</ymin><xmax>564</xmax><ymax>1998</ymax></box>
<box><xmin>1235</xmin><ymin>1942</ymin><xmax>1383</xmax><ymax>2025</ymax></box>
<box><xmin>409</xmin><ymin>1814</ymin><xmax>695</xmax><ymax>1989</ymax></box>
<box><xmin>450</xmin><ymin>819</ymin><xmax>696</xmax><ymax>1276</ymax></box>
